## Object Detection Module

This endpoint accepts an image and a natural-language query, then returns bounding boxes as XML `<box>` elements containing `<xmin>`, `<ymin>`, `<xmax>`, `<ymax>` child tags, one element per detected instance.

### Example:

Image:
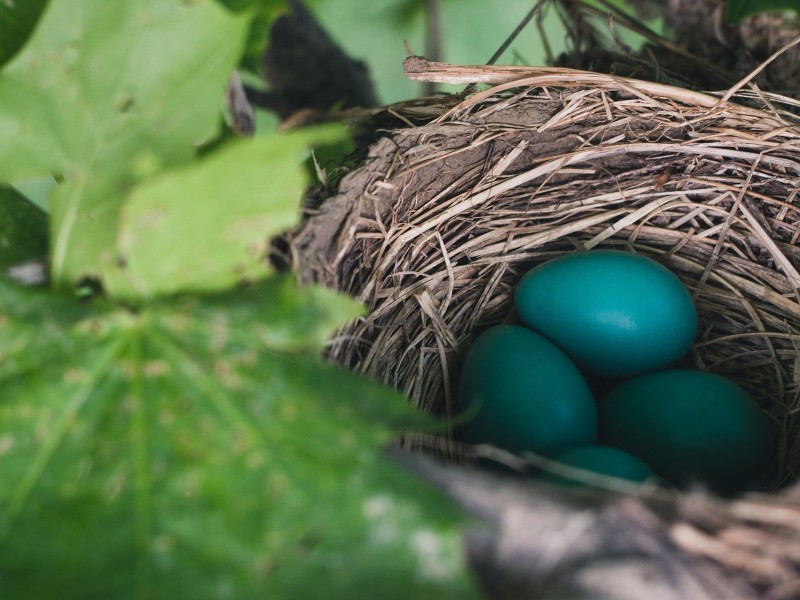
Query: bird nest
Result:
<box><xmin>288</xmin><ymin>61</ymin><xmax>800</xmax><ymax>597</ymax></box>
<box><xmin>293</xmin><ymin>62</ymin><xmax>800</xmax><ymax>485</ymax></box>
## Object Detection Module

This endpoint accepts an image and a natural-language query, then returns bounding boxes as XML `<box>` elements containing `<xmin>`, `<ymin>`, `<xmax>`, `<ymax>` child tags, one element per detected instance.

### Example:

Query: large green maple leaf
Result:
<box><xmin>0</xmin><ymin>0</ymin><xmax>249</xmax><ymax>292</ymax></box>
<box><xmin>0</xmin><ymin>277</ymin><xmax>478</xmax><ymax>599</ymax></box>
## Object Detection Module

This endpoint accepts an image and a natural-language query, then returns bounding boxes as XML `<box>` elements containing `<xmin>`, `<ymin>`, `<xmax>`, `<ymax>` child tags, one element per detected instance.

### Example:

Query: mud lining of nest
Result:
<box><xmin>292</xmin><ymin>71</ymin><xmax>800</xmax><ymax>486</ymax></box>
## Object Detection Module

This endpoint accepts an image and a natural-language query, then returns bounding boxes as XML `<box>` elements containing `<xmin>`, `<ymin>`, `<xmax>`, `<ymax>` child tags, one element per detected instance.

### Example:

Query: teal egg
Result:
<box><xmin>599</xmin><ymin>370</ymin><xmax>775</xmax><ymax>492</ymax></box>
<box><xmin>457</xmin><ymin>325</ymin><xmax>598</xmax><ymax>456</ymax></box>
<box><xmin>514</xmin><ymin>250</ymin><xmax>697</xmax><ymax>378</ymax></box>
<box><xmin>540</xmin><ymin>445</ymin><xmax>656</xmax><ymax>487</ymax></box>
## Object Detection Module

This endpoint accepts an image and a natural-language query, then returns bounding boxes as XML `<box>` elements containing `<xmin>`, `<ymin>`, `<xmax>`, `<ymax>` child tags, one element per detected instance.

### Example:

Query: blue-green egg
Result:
<box><xmin>599</xmin><ymin>370</ymin><xmax>775</xmax><ymax>492</ymax></box>
<box><xmin>540</xmin><ymin>445</ymin><xmax>656</xmax><ymax>487</ymax></box>
<box><xmin>515</xmin><ymin>250</ymin><xmax>697</xmax><ymax>378</ymax></box>
<box><xmin>457</xmin><ymin>325</ymin><xmax>598</xmax><ymax>456</ymax></box>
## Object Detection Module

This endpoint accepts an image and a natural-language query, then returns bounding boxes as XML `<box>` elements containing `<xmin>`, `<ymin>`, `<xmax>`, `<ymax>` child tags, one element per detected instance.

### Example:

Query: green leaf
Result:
<box><xmin>726</xmin><ymin>0</ymin><xmax>800</xmax><ymax>21</ymax></box>
<box><xmin>0</xmin><ymin>185</ymin><xmax>48</xmax><ymax>268</ymax></box>
<box><xmin>214</xmin><ymin>0</ymin><xmax>287</xmax><ymax>73</ymax></box>
<box><xmin>216</xmin><ymin>0</ymin><xmax>285</xmax><ymax>13</ymax></box>
<box><xmin>0</xmin><ymin>0</ymin><xmax>249</xmax><ymax>288</ymax></box>
<box><xmin>112</xmin><ymin>129</ymin><xmax>341</xmax><ymax>299</ymax></box>
<box><xmin>0</xmin><ymin>0</ymin><xmax>48</xmax><ymax>68</ymax></box>
<box><xmin>11</xmin><ymin>176</ymin><xmax>56</xmax><ymax>212</ymax></box>
<box><xmin>0</xmin><ymin>278</ymin><xmax>479</xmax><ymax>599</ymax></box>
<box><xmin>0</xmin><ymin>279</ymin><xmax>96</xmax><ymax>382</ymax></box>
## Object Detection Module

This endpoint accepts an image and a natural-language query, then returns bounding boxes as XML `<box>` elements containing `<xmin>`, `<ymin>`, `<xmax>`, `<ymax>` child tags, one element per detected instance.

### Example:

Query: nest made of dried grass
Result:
<box><xmin>292</xmin><ymin>63</ymin><xmax>800</xmax><ymax>488</ymax></box>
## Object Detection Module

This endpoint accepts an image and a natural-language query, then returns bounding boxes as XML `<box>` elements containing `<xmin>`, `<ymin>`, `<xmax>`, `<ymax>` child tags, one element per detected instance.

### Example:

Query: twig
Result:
<box><xmin>423</xmin><ymin>0</ymin><xmax>443</xmax><ymax>97</ymax></box>
<box><xmin>720</xmin><ymin>35</ymin><xmax>800</xmax><ymax>103</ymax></box>
<box><xmin>461</xmin><ymin>0</ymin><xmax>547</xmax><ymax>95</ymax></box>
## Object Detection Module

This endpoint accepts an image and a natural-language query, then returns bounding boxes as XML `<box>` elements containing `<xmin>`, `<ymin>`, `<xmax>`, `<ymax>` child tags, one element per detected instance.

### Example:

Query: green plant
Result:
<box><xmin>0</xmin><ymin>0</ymin><xmax>48</xmax><ymax>68</ymax></box>
<box><xmin>0</xmin><ymin>1</ymin><xmax>478</xmax><ymax>597</ymax></box>
<box><xmin>727</xmin><ymin>0</ymin><xmax>800</xmax><ymax>22</ymax></box>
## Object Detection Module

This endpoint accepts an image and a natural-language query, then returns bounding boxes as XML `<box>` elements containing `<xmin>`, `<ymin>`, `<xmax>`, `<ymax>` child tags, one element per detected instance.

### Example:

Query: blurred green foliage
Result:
<box><xmin>0</xmin><ymin>1</ymin><xmax>480</xmax><ymax>597</ymax></box>
<box><xmin>0</xmin><ymin>186</ymin><xmax>47</xmax><ymax>268</ymax></box>
<box><xmin>0</xmin><ymin>0</ymin><xmax>48</xmax><ymax>67</ymax></box>
<box><xmin>727</xmin><ymin>0</ymin><xmax>799</xmax><ymax>21</ymax></box>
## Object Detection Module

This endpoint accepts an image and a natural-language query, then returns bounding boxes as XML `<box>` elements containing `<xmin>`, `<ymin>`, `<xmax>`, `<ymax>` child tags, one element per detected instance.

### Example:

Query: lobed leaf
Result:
<box><xmin>112</xmin><ymin>129</ymin><xmax>342</xmax><ymax>299</ymax></box>
<box><xmin>0</xmin><ymin>278</ymin><xmax>479</xmax><ymax>599</ymax></box>
<box><xmin>0</xmin><ymin>0</ymin><xmax>249</xmax><ymax>289</ymax></box>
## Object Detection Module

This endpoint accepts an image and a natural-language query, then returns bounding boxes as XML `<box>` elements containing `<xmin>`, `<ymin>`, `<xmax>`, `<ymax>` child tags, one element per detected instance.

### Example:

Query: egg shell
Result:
<box><xmin>599</xmin><ymin>369</ymin><xmax>775</xmax><ymax>492</ymax></box>
<box><xmin>514</xmin><ymin>250</ymin><xmax>697</xmax><ymax>378</ymax></box>
<box><xmin>540</xmin><ymin>445</ymin><xmax>656</xmax><ymax>487</ymax></box>
<box><xmin>457</xmin><ymin>325</ymin><xmax>598</xmax><ymax>456</ymax></box>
